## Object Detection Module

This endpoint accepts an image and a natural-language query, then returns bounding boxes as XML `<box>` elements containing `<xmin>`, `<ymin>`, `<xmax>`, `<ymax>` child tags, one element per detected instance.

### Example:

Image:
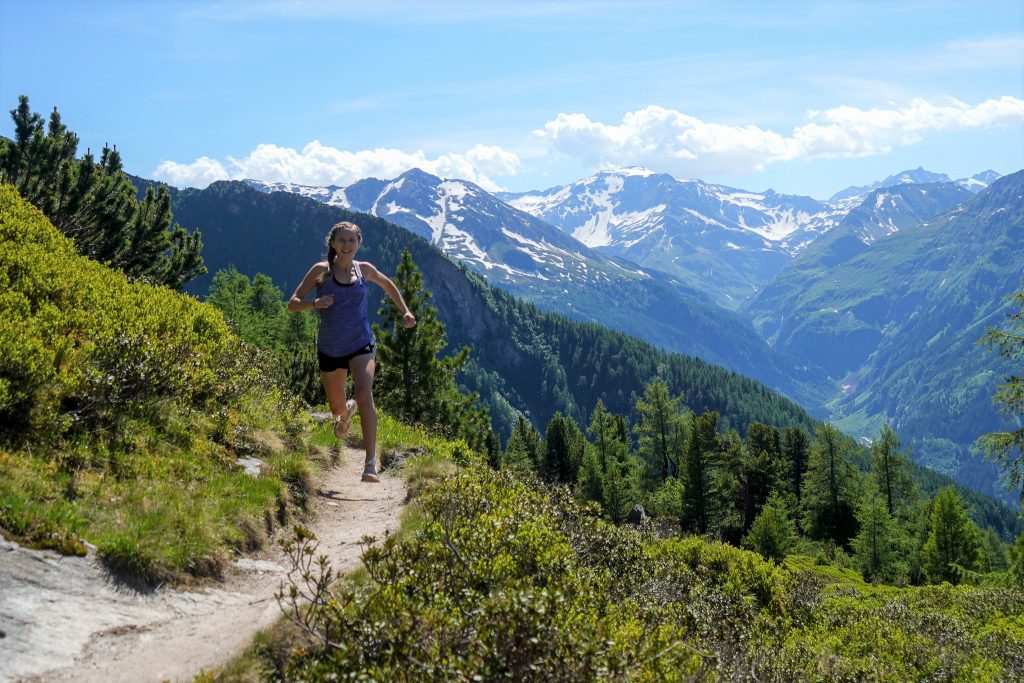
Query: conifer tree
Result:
<box><xmin>544</xmin><ymin>412</ymin><xmax>585</xmax><ymax>484</ymax></box>
<box><xmin>922</xmin><ymin>487</ymin><xmax>983</xmax><ymax>584</ymax></box>
<box><xmin>978</xmin><ymin>289</ymin><xmax>1024</xmax><ymax>502</ymax></box>
<box><xmin>712</xmin><ymin>432</ymin><xmax>747</xmax><ymax>541</ymax></box>
<box><xmin>602</xmin><ymin>451</ymin><xmax>637</xmax><ymax>524</ymax></box>
<box><xmin>981</xmin><ymin>528</ymin><xmax>1008</xmax><ymax>573</ymax></box>
<box><xmin>577</xmin><ymin>445</ymin><xmax>605</xmax><ymax>505</ymax></box>
<box><xmin>374</xmin><ymin>249</ymin><xmax>489</xmax><ymax>448</ymax></box>
<box><xmin>0</xmin><ymin>96</ymin><xmax>205</xmax><ymax>288</ymax></box>
<box><xmin>633</xmin><ymin>377</ymin><xmax>686</xmax><ymax>481</ymax></box>
<box><xmin>743</xmin><ymin>490</ymin><xmax>795</xmax><ymax>563</ymax></box>
<box><xmin>682</xmin><ymin>410</ymin><xmax>719</xmax><ymax>534</ymax></box>
<box><xmin>503</xmin><ymin>415</ymin><xmax>543</xmax><ymax>473</ymax></box>
<box><xmin>587</xmin><ymin>400</ymin><xmax>617</xmax><ymax>472</ymax></box>
<box><xmin>852</xmin><ymin>491</ymin><xmax>901</xmax><ymax>582</ymax></box>
<box><xmin>871</xmin><ymin>424</ymin><xmax>914</xmax><ymax>516</ymax></box>
<box><xmin>801</xmin><ymin>423</ymin><xmax>861</xmax><ymax>545</ymax></box>
<box><xmin>740</xmin><ymin>423</ymin><xmax>788</xmax><ymax>532</ymax></box>
<box><xmin>783</xmin><ymin>426</ymin><xmax>810</xmax><ymax>509</ymax></box>
<box><xmin>1010</xmin><ymin>532</ymin><xmax>1024</xmax><ymax>587</ymax></box>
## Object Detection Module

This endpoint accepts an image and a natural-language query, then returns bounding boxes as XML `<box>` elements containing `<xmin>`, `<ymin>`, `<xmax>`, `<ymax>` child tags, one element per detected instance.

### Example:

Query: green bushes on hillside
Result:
<box><xmin>1</xmin><ymin>183</ymin><xmax>244</xmax><ymax>443</ymax></box>
<box><xmin>0</xmin><ymin>184</ymin><xmax>312</xmax><ymax>582</ymax></box>
<box><xmin>271</xmin><ymin>460</ymin><xmax>1024</xmax><ymax>681</ymax></box>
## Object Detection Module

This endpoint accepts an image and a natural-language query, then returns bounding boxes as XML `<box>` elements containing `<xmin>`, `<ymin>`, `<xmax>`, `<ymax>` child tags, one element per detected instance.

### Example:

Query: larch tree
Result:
<box><xmin>978</xmin><ymin>288</ymin><xmax>1024</xmax><ymax>502</ymax></box>
<box><xmin>870</xmin><ymin>424</ymin><xmax>914</xmax><ymax>516</ymax></box>
<box><xmin>921</xmin><ymin>487</ymin><xmax>983</xmax><ymax>585</ymax></box>
<box><xmin>801</xmin><ymin>423</ymin><xmax>862</xmax><ymax>545</ymax></box>
<box><xmin>852</xmin><ymin>490</ymin><xmax>901</xmax><ymax>582</ymax></box>
<box><xmin>633</xmin><ymin>377</ymin><xmax>687</xmax><ymax>481</ymax></box>
<box><xmin>783</xmin><ymin>426</ymin><xmax>811</xmax><ymax>510</ymax></box>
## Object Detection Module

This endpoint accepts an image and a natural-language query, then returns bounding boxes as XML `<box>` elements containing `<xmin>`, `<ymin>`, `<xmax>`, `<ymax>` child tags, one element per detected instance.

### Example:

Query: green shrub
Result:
<box><xmin>0</xmin><ymin>184</ymin><xmax>313</xmax><ymax>582</ymax></box>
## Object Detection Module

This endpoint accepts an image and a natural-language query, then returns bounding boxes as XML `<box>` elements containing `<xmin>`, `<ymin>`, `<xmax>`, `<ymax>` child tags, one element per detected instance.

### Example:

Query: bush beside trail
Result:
<box><xmin>0</xmin><ymin>184</ymin><xmax>313</xmax><ymax>583</ymax></box>
<box><xmin>270</xmin><ymin>456</ymin><xmax>1024</xmax><ymax>681</ymax></box>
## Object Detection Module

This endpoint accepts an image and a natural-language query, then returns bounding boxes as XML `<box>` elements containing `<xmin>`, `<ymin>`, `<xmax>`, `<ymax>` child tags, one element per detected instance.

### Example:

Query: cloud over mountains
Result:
<box><xmin>154</xmin><ymin>96</ymin><xmax>1023</xmax><ymax>189</ymax></box>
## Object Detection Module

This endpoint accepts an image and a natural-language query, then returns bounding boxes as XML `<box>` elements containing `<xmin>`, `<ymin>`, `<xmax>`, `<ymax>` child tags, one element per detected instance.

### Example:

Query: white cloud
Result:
<box><xmin>153</xmin><ymin>156</ymin><xmax>229</xmax><ymax>188</ymax></box>
<box><xmin>156</xmin><ymin>96</ymin><xmax>1021</xmax><ymax>190</ymax></box>
<box><xmin>536</xmin><ymin>97</ymin><xmax>1024</xmax><ymax>176</ymax></box>
<box><xmin>153</xmin><ymin>141</ymin><xmax>521</xmax><ymax>191</ymax></box>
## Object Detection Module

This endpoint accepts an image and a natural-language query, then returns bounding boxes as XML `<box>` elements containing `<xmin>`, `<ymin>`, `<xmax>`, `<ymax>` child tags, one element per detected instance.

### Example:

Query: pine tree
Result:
<box><xmin>503</xmin><ymin>415</ymin><xmax>543</xmax><ymax>473</ymax></box>
<box><xmin>801</xmin><ymin>423</ymin><xmax>862</xmax><ymax>545</ymax></box>
<box><xmin>740</xmin><ymin>423</ymin><xmax>788</xmax><ymax>533</ymax></box>
<box><xmin>544</xmin><ymin>412</ymin><xmax>584</xmax><ymax>484</ymax></box>
<box><xmin>922</xmin><ymin>487</ymin><xmax>983</xmax><ymax>585</ymax></box>
<box><xmin>682</xmin><ymin>411</ymin><xmax>719</xmax><ymax>534</ymax></box>
<box><xmin>0</xmin><ymin>96</ymin><xmax>205</xmax><ymax>288</ymax></box>
<box><xmin>373</xmin><ymin>249</ymin><xmax>489</xmax><ymax>448</ymax></box>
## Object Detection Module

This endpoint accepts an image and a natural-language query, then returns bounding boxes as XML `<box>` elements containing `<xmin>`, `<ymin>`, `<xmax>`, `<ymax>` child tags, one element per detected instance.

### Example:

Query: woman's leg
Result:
<box><xmin>348</xmin><ymin>354</ymin><xmax>378</xmax><ymax>476</ymax></box>
<box><xmin>321</xmin><ymin>368</ymin><xmax>349</xmax><ymax>418</ymax></box>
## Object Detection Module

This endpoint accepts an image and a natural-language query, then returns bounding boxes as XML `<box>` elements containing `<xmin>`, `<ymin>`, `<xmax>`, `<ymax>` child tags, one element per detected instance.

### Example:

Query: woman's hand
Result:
<box><xmin>402</xmin><ymin>311</ymin><xmax>417</xmax><ymax>329</ymax></box>
<box><xmin>314</xmin><ymin>294</ymin><xmax>334</xmax><ymax>309</ymax></box>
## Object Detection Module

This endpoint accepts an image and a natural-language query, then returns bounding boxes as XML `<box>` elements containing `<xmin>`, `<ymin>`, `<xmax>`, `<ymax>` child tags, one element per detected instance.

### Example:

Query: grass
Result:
<box><xmin>0</xmin><ymin>399</ymin><xmax>317</xmax><ymax>585</ymax></box>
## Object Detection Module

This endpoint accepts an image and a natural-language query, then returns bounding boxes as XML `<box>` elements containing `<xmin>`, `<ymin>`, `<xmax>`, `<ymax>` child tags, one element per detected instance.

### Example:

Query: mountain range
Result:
<box><xmin>235</xmin><ymin>164</ymin><xmax>1017</xmax><ymax>502</ymax></box>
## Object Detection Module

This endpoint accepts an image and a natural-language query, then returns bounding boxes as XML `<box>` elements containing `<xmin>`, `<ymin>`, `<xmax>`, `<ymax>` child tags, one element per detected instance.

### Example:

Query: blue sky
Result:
<box><xmin>1</xmin><ymin>0</ymin><xmax>1022</xmax><ymax>199</ymax></box>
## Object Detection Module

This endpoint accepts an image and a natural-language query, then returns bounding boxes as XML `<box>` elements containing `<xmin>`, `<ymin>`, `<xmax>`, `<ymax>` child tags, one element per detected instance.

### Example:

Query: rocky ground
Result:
<box><xmin>0</xmin><ymin>441</ymin><xmax>406</xmax><ymax>683</ymax></box>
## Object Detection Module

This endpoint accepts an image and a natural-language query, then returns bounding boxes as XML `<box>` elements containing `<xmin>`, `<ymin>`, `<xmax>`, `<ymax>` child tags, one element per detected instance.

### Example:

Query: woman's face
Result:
<box><xmin>331</xmin><ymin>229</ymin><xmax>361</xmax><ymax>258</ymax></box>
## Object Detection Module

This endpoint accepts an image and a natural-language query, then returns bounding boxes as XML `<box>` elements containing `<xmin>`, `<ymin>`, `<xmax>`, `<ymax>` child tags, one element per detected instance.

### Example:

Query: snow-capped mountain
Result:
<box><xmin>840</xmin><ymin>182</ymin><xmax>976</xmax><ymax>244</ymax></box>
<box><xmin>829</xmin><ymin>167</ymin><xmax>1001</xmax><ymax>203</ymax></box>
<box><xmin>500</xmin><ymin>168</ymin><xmax>845</xmax><ymax>308</ymax></box>
<box><xmin>247</xmin><ymin>169</ymin><xmax>638</xmax><ymax>295</ymax></box>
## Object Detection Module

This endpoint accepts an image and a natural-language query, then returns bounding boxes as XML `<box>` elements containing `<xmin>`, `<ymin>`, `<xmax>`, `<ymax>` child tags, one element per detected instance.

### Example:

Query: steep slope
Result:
<box><xmin>749</xmin><ymin>172</ymin><xmax>1024</xmax><ymax>499</ymax></box>
<box><xmin>169</xmin><ymin>180</ymin><xmax>822</xmax><ymax>435</ymax></box>
<box><xmin>243</xmin><ymin>173</ymin><xmax>829</xmax><ymax>408</ymax></box>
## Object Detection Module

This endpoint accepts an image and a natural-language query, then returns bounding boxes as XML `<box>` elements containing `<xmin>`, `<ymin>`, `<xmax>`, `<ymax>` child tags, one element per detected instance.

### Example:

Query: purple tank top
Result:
<box><xmin>316</xmin><ymin>261</ymin><xmax>373</xmax><ymax>356</ymax></box>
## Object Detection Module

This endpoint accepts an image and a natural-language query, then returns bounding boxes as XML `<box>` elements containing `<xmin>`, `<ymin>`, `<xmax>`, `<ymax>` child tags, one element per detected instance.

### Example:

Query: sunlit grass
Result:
<box><xmin>0</xmin><ymin>399</ymin><xmax>316</xmax><ymax>584</ymax></box>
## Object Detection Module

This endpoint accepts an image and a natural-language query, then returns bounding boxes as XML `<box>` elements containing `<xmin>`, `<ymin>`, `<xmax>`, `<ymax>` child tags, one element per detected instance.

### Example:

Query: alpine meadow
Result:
<box><xmin>2</xmin><ymin>1</ymin><xmax>1024</xmax><ymax>680</ymax></box>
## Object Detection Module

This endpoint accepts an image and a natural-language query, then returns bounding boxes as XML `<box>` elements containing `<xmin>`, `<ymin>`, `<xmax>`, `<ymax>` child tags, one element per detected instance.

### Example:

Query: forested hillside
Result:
<box><xmin>746</xmin><ymin>172</ymin><xmax>1024</xmax><ymax>500</ymax></box>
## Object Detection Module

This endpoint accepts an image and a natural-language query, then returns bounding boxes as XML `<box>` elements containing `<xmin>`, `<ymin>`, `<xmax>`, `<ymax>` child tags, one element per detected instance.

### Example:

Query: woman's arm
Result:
<box><xmin>361</xmin><ymin>262</ymin><xmax>417</xmax><ymax>329</ymax></box>
<box><xmin>287</xmin><ymin>262</ymin><xmax>332</xmax><ymax>312</ymax></box>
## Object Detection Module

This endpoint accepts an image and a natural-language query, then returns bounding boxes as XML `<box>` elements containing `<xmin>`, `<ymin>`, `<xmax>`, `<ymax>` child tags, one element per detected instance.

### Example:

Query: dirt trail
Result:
<box><xmin>0</xmin><ymin>443</ymin><xmax>406</xmax><ymax>683</ymax></box>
